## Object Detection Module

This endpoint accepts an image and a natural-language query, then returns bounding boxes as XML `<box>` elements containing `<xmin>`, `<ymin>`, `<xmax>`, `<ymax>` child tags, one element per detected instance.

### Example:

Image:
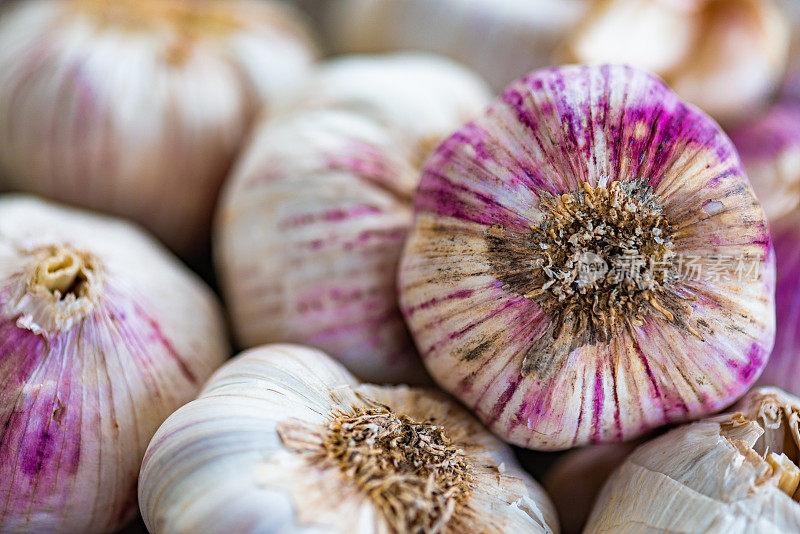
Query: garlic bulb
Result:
<box><xmin>585</xmin><ymin>387</ymin><xmax>800</xmax><ymax>533</ymax></box>
<box><xmin>543</xmin><ymin>442</ymin><xmax>639</xmax><ymax>534</ymax></box>
<box><xmin>324</xmin><ymin>0</ymin><xmax>588</xmax><ymax>91</ymax></box>
<box><xmin>0</xmin><ymin>195</ymin><xmax>228</xmax><ymax>532</ymax></box>
<box><xmin>139</xmin><ymin>343</ymin><xmax>559</xmax><ymax>534</ymax></box>
<box><xmin>730</xmin><ymin>104</ymin><xmax>800</xmax><ymax>221</ymax></box>
<box><xmin>399</xmin><ymin>64</ymin><xmax>776</xmax><ymax>450</ymax></box>
<box><xmin>0</xmin><ymin>0</ymin><xmax>316</xmax><ymax>256</ymax></box>
<box><xmin>566</xmin><ymin>0</ymin><xmax>790</xmax><ymax>126</ymax></box>
<box><xmin>215</xmin><ymin>53</ymin><xmax>491</xmax><ymax>384</ymax></box>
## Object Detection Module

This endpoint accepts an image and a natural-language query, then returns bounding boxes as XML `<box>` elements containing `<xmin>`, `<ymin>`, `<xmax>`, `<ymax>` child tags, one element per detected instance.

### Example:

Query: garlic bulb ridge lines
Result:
<box><xmin>139</xmin><ymin>344</ymin><xmax>559</xmax><ymax>534</ymax></box>
<box><xmin>399</xmin><ymin>64</ymin><xmax>775</xmax><ymax>450</ymax></box>
<box><xmin>0</xmin><ymin>196</ymin><xmax>228</xmax><ymax>532</ymax></box>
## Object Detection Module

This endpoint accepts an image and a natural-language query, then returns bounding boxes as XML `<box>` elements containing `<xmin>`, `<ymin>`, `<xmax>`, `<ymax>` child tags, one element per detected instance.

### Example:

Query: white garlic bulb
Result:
<box><xmin>0</xmin><ymin>0</ymin><xmax>316</xmax><ymax>256</ymax></box>
<box><xmin>566</xmin><ymin>0</ymin><xmax>790</xmax><ymax>126</ymax></box>
<box><xmin>585</xmin><ymin>387</ymin><xmax>800</xmax><ymax>533</ymax></box>
<box><xmin>214</xmin><ymin>53</ymin><xmax>491</xmax><ymax>384</ymax></box>
<box><xmin>139</xmin><ymin>343</ymin><xmax>559</xmax><ymax>534</ymax></box>
<box><xmin>0</xmin><ymin>195</ymin><xmax>228</xmax><ymax>533</ymax></box>
<box><xmin>324</xmin><ymin>0</ymin><xmax>588</xmax><ymax>91</ymax></box>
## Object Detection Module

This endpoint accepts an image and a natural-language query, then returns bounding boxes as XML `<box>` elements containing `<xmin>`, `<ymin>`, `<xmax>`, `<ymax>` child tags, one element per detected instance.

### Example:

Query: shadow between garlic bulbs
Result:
<box><xmin>138</xmin><ymin>344</ymin><xmax>559</xmax><ymax>534</ymax></box>
<box><xmin>585</xmin><ymin>387</ymin><xmax>800</xmax><ymax>533</ymax></box>
<box><xmin>213</xmin><ymin>53</ymin><xmax>491</xmax><ymax>384</ymax></box>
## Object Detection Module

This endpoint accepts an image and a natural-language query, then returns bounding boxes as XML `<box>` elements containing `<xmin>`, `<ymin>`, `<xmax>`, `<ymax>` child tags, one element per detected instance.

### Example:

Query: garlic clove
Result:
<box><xmin>566</xmin><ymin>0</ymin><xmax>790</xmax><ymax>126</ymax></box>
<box><xmin>398</xmin><ymin>64</ymin><xmax>775</xmax><ymax>450</ymax></box>
<box><xmin>585</xmin><ymin>387</ymin><xmax>800</xmax><ymax>533</ymax></box>
<box><xmin>139</xmin><ymin>343</ymin><xmax>560</xmax><ymax>534</ymax></box>
<box><xmin>730</xmin><ymin>104</ymin><xmax>800</xmax><ymax>222</ymax></box>
<box><xmin>0</xmin><ymin>195</ymin><xmax>228</xmax><ymax>533</ymax></box>
<box><xmin>214</xmin><ymin>53</ymin><xmax>491</xmax><ymax>384</ymax></box>
<box><xmin>324</xmin><ymin>0</ymin><xmax>589</xmax><ymax>91</ymax></box>
<box><xmin>0</xmin><ymin>0</ymin><xmax>316</xmax><ymax>257</ymax></box>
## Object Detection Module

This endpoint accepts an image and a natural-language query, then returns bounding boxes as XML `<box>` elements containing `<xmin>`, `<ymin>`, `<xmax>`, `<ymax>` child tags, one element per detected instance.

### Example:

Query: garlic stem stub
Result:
<box><xmin>0</xmin><ymin>0</ymin><xmax>316</xmax><ymax>256</ymax></box>
<box><xmin>138</xmin><ymin>344</ymin><xmax>559</xmax><ymax>534</ymax></box>
<box><xmin>730</xmin><ymin>104</ymin><xmax>800</xmax><ymax>222</ymax></box>
<box><xmin>585</xmin><ymin>387</ymin><xmax>800</xmax><ymax>533</ymax></box>
<box><xmin>565</xmin><ymin>0</ymin><xmax>790</xmax><ymax>126</ymax></box>
<box><xmin>214</xmin><ymin>53</ymin><xmax>491</xmax><ymax>384</ymax></box>
<box><xmin>399</xmin><ymin>64</ymin><xmax>776</xmax><ymax>450</ymax></box>
<box><xmin>0</xmin><ymin>195</ymin><xmax>229</xmax><ymax>533</ymax></box>
<box><xmin>324</xmin><ymin>0</ymin><xmax>589</xmax><ymax>91</ymax></box>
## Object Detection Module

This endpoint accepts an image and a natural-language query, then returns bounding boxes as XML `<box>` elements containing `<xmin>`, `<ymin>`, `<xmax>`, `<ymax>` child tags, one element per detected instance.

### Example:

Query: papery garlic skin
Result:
<box><xmin>0</xmin><ymin>196</ymin><xmax>228</xmax><ymax>533</ymax></box>
<box><xmin>399</xmin><ymin>64</ymin><xmax>775</xmax><ymax>450</ymax></box>
<box><xmin>566</xmin><ymin>0</ymin><xmax>790</xmax><ymax>126</ymax></box>
<box><xmin>0</xmin><ymin>0</ymin><xmax>316</xmax><ymax>256</ymax></box>
<box><xmin>585</xmin><ymin>387</ymin><xmax>800</xmax><ymax>533</ymax></box>
<box><xmin>324</xmin><ymin>0</ymin><xmax>588</xmax><ymax>91</ymax></box>
<box><xmin>730</xmin><ymin>104</ymin><xmax>800</xmax><ymax>221</ymax></box>
<box><xmin>139</xmin><ymin>344</ymin><xmax>559</xmax><ymax>534</ymax></box>
<box><xmin>215</xmin><ymin>54</ymin><xmax>491</xmax><ymax>384</ymax></box>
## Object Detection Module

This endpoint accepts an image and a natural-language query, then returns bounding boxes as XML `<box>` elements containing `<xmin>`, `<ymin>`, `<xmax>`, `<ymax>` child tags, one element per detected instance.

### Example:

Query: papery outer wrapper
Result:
<box><xmin>399</xmin><ymin>64</ymin><xmax>775</xmax><ymax>450</ymax></box>
<box><xmin>566</xmin><ymin>0</ymin><xmax>790</xmax><ymax>127</ymax></box>
<box><xmin>730</xmin><ymin>104</ymin><xmax>800</xmax><ymax>221</ymax></box>
<box><xmin>0</xmin><ymin>196</ymin><xmax>229</xmax><ymax>533</ymax></box>
<box><xmin>214</xmin><ymin>53</ymin><xmax>491</xmax><ymax>384</ymax></box>
<box><xmin>0</xmin><ymin>0</ymin><xmax>316</xmax><ymax>257</ymax></box>
<box><xmin>139</xmin><ymin>344</ymin><xmax>559</xmax><ymax>534</ymax></box>
<box><xmin>324</xmin><ymin>0</ymin><xmax>588</xmax><ymax>91</ymax></box>
<box><xmin>584</xmin><ymin>387</ymin><xmax>800</xmax><ymax>533</ymax></box>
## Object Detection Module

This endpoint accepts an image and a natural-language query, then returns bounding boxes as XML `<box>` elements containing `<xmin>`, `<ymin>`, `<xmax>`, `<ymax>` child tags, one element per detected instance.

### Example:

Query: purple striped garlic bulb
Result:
<box><xmin>585</xmin><ymin>387</ymin><xmax>800</xmax><ymax>533</ymax></box>
<box><xmin>0</xmin><ymin>195</ymin><xmax>228</xmax><ymax>532</ymax></box>
<box><xmin>399</xmin><ymin>64</ymin><xmax>776</xmax><ymax>450</ymax></box>
<box><xmin>0</xmin><ymin>0</ymin><xmax>316</xmax><ymax>257</ymax></box>
<box><xmin>214</xmin><ymin>53</ymin><xmax>491</xmax><ymax>384</ymax></box>
<box><xmin>139</xmin><ymin>344</ymin><xmax>559</xmax><ymax>534</ymax></box>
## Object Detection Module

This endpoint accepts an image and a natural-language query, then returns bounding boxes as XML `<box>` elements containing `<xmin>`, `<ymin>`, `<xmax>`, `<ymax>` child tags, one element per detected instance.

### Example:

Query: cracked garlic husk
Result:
<box><xmin>324</xmin><ymin>0</ymin><xmax>588</xmax><ymax>91</ymax></box>
<box><xmin>730</xmin><ymin>103</ymin><xmax>800</xmax><ymax>221</ymax></box>
<box><xmin>565</xmin><ymin>0</ymin><xmax>790</xmax><ymax>126</ymax></box>
<box><xmin>0</xmin><ymin>195</ymin><xmax>229</xmax><ymax>533</ymax></box>
<box><xmin>214</xmin><ymin>53</ymin><xmax>491</xmax><ymax>384</ymax></box>
<box><xmin>585</xmin><ymin>387</ymin><xmax>800</xmax><ymax>533</ymax></box>
<box><xmin>398</xmin><ymin>64</ymin><xmax>775</xmax><ymax>450</ymax></box>
<box><xmin>0</xmin><ymin>0</ymin><xmax>316</xmax><ymax>256</ymax></box>
<box><xmin>138</xmin><ymin>343</ymin><xmax>559</xmax><ymax>534</ymax></box>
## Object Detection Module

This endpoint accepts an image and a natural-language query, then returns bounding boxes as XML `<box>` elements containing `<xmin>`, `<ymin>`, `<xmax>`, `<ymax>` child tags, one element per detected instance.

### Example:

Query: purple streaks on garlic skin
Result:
<box><xmin>400</xmin><ymin>64</ymin><xmax>775</xmax><ymax>450</ymax></box>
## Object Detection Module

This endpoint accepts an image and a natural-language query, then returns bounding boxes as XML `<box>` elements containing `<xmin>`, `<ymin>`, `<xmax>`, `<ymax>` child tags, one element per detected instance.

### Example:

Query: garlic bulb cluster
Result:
<box><xmin>139</xmin><ymin>344</ymin><xmax>559</xmax><ymax>534</ymax></box>
<box><xmin>324</xmin><ymin>0</ymin><xmax>589</xmax><ymax>91</ymax></box>
<box><xmin>0</xmin><ymin>0</ymin><xmax>316</xmax><ymax>256</ymax></box>
<box><xmin>585</xmin><ymin>387</ymin><xmax>800</xmax><ymax>533</ymax></box>
<box><xmin>0</xmin><ymin>196</ymin><xmax>228</xmax><ymax>532</ymax></box>
<box><xmin>215</xmin><ymin>53</ymin><xmax>491</xmax><ymax>384</ymax></box>
<box><xmin>399</xmin><ymin>64</ymin><xmax>775</xmax><ymax>450</ymax></box>
<box><xmin>566</xmin><ymin>0</ymin><xmax>790</xmax><ymax>126</ymax></box>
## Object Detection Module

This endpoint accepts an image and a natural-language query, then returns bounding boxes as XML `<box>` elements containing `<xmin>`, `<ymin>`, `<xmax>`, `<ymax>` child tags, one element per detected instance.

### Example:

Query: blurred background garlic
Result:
<box><xmin>0</xmin><ymin>0</ymin><xmax>316</xmax><ymax>257</ymax></box>
<box><xmin>214</xmin><ymin>53</ymin><xmax>491</xmax><ymax>384</ymax></box>
<box><xmin>565</xmin><ymin>0</ymin><xmax>790</xmax><ymax>126</ymax></box>
<box><xmin>543</xmin><ymin>442</ymin><xmax>638</xmax><ymax>534</ymax></box>
<box><xmin>139</xmin><ymin>344</ymin><xmax>560</xmax><ymax>534</ymax></box>
<box><xmin>399</xmin><ymin>64</ymin><xmax>775</xmax><ymax>450</ymax></box>
<box><xmin>322</xmin><ymin>0</ymin><xmax>589</xmax><ymax>91</ymax></box>
<box><xmin>0</xmin><ymin>196</ymin><xmax>228</xmax><ymax>533</ymax></box>
<box><xmin>585</xmin><ymin>387</ymin><xmax>800</xmax><ymax>532</ymax></box>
